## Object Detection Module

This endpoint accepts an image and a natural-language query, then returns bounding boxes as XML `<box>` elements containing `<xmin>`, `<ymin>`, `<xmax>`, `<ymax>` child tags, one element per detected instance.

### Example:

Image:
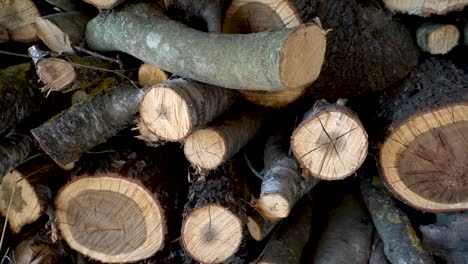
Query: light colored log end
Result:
<box><xmin>0</xmin><ymin>170</ymin><xmax>41</xmax><ymax>233</ymax></box>
<box><xmin>82</xmin><ymin>0</ymin><xmax>125</xmax><ymax>9</ymax></box>
<box><xmin>417</xmin><ymin>24</ymin><xmax>460</xmax><ymax>55</ymax></box>
<box><xmin>292</xmin><ymin>107</ymin><xmax>368</xmax><ymax>180</ymax></box>
<box><xmin>247</xmin><ymin>216</ymin><xmax>263</xmax><ymax>241</ymax></box>
<box><xmin>10</xmin><ymin>24</ymin><xmax>37</xmax><ymax>43</ymax></box>
<box><xmin>184</xmin><ymin>128</ymin><xmax>226</xmax><ymax>170</ymax></box>
<box><xmin>138</xmin><ymin>63</ymin><xmax>168</xmax><ymax>87</ymax></box>
<box><xmin>37</xmin><ymin>58</ymin><xmax>76</xmax><ymax>93</ymax></box>
<box><xmin>181</xmin><ymin>204</ymin><xmax>243</xmax><ymax>263</ymax></box>
<box><xmin>257</xmin><ymin>193</ymin><xmax>290</xmax><ymax>219</ymax></box>
<box><xmin>383</xmin><ymin>0</ymin><xmax>468</xmax><ymax>16</ymax></box>
<box><xmin>140</xmin><ymin>85</ymin><xmax>191</xmax><ymax>141</ymax></box>
<box><xmin>380</xmin><ymin>103</ymin><xmax>468</xmax><ymax>212</ymax></box>
<box><xmin>55</xmin><ymin>174</ymin><xmax>165</xmax><ymax>263</ymax></box>
<box><xmin>0</xmin><ymin>0</ymin><xmax>40</xmax><ymax>30</ymax></box>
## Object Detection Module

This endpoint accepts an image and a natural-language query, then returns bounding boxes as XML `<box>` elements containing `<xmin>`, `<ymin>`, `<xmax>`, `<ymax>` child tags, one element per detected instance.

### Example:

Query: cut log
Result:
<box><xmin>420</xmin><ymin>213</ymin><xmax>468</xmax><ymax>264</ymax></box>
<box><xmin>0</xmin><ymin>26</ymin><xmax>8</xmax><ymax>43</ymax></box>
<box><xmin>222</xmin><ymin>0</ymin><xmax>306</xmax><ymax>108</ymax></box>
<box><xmin>256</xmin><ymin>131</ymin><xmax>320</xmax><ymax>219</ymax></box>
<box><xmin>0</xmin><ymin>63</ymin><xmax>41</xmax><ymax>135</ymax></box>
<box><xmin>9</xmin><ymin>24</ymin><xmax>37</xmax><ymax>42</ymax></box>
<box><xmin>31</xmin><ymin>82</ymin><xmax>145</xmax><ymax>169</ymax></box>
<box><xmin>291</xmin><ymin>99</ymin><xmax>368</xmax><ymax>180</ymax></box>
<box><xmin>34</xmin><ymin>12</ymin><xmax>90</xmax><ymax>53</ymax></box>
<box><xmin>134</xmin><ymin>116</ymin><xmax>165</xmax><ymax>147</ymax></box>
<box><xmin>360</xmin><ymin>176</ymin><xmax>435</xmax><ymax>264</ymax></box>
<box><xmin>247</xmin><ymin>213</ymin><xmax>280</xmax><ymax>241</ymax></box>
<box><xmin>140</xmin><ymin>78</ymin><xmax>237</xmax><ymax>142</ymax></box>
<box><xmin>164</xmin><ymin>0</ymin><xmax>228</xmax><ymax>32</ymax></box>
<box><xmin>0</xmin><ymin>131</ymin><xmax>37</xmax><ymax>179</ymax></box>
<box><xmin>35</xmin><ymin>56</ymin><xmax>116</xmax><ymax>93</ymax></box>
<box><xmin>258</xmin><ymin>196</ymin><xmax>313</xmax><ymax>264</ymax></box>
<box><xmin>138</xmin><ymin>63</ymin><xmax>169</xmax><ymax>87</ymax></box>
<box><xmin>82</xmin><ymin>0</ymin><xmax>126</xmax><ymax>9</ymax></box>
<box><xmin>86</xmin><ymin>2</ymin><xmax>326</xmax><ymax>92</ymax></box>
<box><xmin>379</xmin><ymin>58</ymin><xmax>468</xmax><ymax>212</ymax></box>
<box><xmin>56</xmin><ymin>144</ymin><xmax>187</xmax><ymax>263</ymax></box>
<box><xmin>181</xmin><ymin>163</ymin><xmax>248</xmax><ymax>263</ymax></box>
<box><xmin>0</xmin><ymin>155</ymin><xmax>67</xmax><ymax>233</ymax></box>
<box><xmin>416</xmin><ymin>23</ymin><xmax>460</xmax><ymax>54</ymax></box>
<box><xmin>383</xmin><ymin>0</ymin><xmax>468</xmax><ymax>16</ymax></box>
<box><xmin>184</xmin><ymin>109</ymin><xmax>267</xmax><ymax>171</ymax></box>
<box><xmin>0</xmin><ymin>0</ymin><xmax>39</xmax><ymax>42</ymax></box>
<box><xmin>310</xmin><ymin>192</ymin><xmax>372</xmax><ymax>264</ymax></box>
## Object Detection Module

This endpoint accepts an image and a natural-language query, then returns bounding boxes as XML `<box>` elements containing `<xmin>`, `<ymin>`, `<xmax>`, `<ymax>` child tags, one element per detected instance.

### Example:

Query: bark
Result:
<box><xmin>0</xmin><ymin>155</ymin><xmax>68</xmax><ymax>233</ymax></box>
<box><xmin>420</xmin><ymin>213</ymin><xmax>468</xmax><ymax>264</ymax></box>
<box><xmin>256</xmin><ymin>130</ymin><xmax>320</xmax><ymax>219</ymax></box>
<box><xmin>140</xmin><ymin>78</ymin><xmax>237</xmax><ymax>141</ymax></box>
<box><xmin>164</xmin><ymin>0</ymin><xmax>229</xmax><ymax>32</ymax></box>
<box><xmin>0</xmin><ymin>63</ymin><xmax>42</xmax><ymax>135</ymax></box>
<box><xmin>86</xmin><ymin>2</ymin><xmax>326</xmax><ymax>92</ymax></box>
<box><xmin>291</xmin><ymin>99</ymin><xmax>368</xmax><ymax>180</ymax></box>
<box><xmin>258</xmin><ymin>196</ymin><xmax>313</xmax><ymax>264</ymax></box>
<box><xmin>360</xmin><ymin>177</ymin><xmax>435</xmax><ymax>264</ymax></box>
<box><xmin>0</xmin><ymin>26</ymin><xmax>8</xmax><ymax>43</ymax></box>
<box><xmin>56</xmin><ymin>142</ymin><xmax>188</xmax><ymax>263</ymax></box>
<box><xmin>181</xmin><ymin>160</ymin><xmax>249</xmax><ymax>263</ymax></box>
<box><xmin>416</xmin><ymin>23</ymin><xmax>460</xmax><ymax>54</ymax></box>
<box><xmin>184</xmin><ymin>108</ymin><xmax>267</xmax><ymax>171</ymax></box>
<box><xmin>31</xmin><ymin>82</ymin><xmax>146</xmax><ymax>169</ymax></box>
<box><xmin>0</xmin><ymin>131</ymin><xmax>37</xmax><ymax>179</ymax></box>
<box><xmin>292</xmin><ymin>0</ymin><xmax>419</xmax><ymax>100</ymax></box>
<box><xmin>383</xmin><ymin>0</ymin><xmax>468</xmax><ymax>16</ymax></box>
<box><xmin>310</xmin><ymin>192</ymin><xmax>372</xmax><ymax>264</ymax></box>
<box><xmin>369</xmin><ymin>236</ymin><xmax>390</xmax><ymax>264</ymax></box>
<box><xmin>379</xmin><ymin>58</ymin><xmax>468</xmax><ymax>212</ymax></box>
<box><xmin>34</xmin><ymin>12</ymin><xmax>90</xmax><ymax>53</ymax></box>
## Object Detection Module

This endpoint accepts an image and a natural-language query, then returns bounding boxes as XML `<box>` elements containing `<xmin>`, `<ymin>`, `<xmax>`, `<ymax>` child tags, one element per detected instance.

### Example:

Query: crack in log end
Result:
<box><xmin>184</xmin><ymin>129</ymin><xmax>225</xmax><ymax>170</ymax></box>
<box><xmin>55</xmin><ymin>175</ymin><xmax>165</xmax><ymax>263</ymax></box>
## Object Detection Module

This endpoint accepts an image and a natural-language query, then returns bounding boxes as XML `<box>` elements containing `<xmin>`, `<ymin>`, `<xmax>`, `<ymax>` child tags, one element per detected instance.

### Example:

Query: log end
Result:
<box><xmin>417</xmin><ymin>24</ymin><xmax>460</xmax><ymax>55</ymax></box>
<box><xmin>138</xmin><ymin>63</ymin><xmax>168</xmax><ymax>87</ymax></box>
<box><xmin>0</xmin><ymin>170</ymin><xmax>42</xmax><ymax>233</ymax></box>
<box><xmin>55</xmin><ymin>174</ymin><xmax>165</xmax><ymax>263</ymax></box>
<box><xmin>257</xmin><ymin>193</ymin><xmax>290</xmax><ymax>219</ymax></box>
<box><xmin>292</xmin><ymin>109</ymin><xmax>368</xmax><ymax>180</ymax></box>
<box><xmin>381</xmin><ymin>103</ymin><xmax>468</xmax><ymax>212</ymax></box>
<box><xmin>239</xmin><ymin>88</ymin><xmax>307</xmax><ymax>108</ymax></box>
<box><xmin>183</xmin><ymin>128</ymin><xmax>226</xmax><ymax>170</ymax></box>
<box><xmin>140</xmin><ymin>85</ymin><xmax>191</xmax><ymax>142</ymax></box>
<box><xmin>279</xmin><ymin>24</ymin><xmax>326</xmax><ymax>90</ymax></box>
<box><xmin>10</xmin><ymin>24</ymin><xmax>37</xmax><ymax>43</ymax></box>
<box><xmin>34</xmin><ymin>17</ymin><xmax>74</xmax><ymax>53</ymax></box>
<box><xmin>181</xmin><ymin>204</ymin><xmax>243</xmax><ymax>263</ymax></box>
<box><xmin>246</xmin><ymin>216</ymin><xmax>263</xmax><ymax>241</ymax></box>
<box><xmin>37</xmin><ymin>58</ymin><xmax>76</xmax><ymax>93</ymax></box>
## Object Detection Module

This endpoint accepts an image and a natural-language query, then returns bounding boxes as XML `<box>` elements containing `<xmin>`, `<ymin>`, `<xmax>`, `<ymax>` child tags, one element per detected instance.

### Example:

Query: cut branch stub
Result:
<box><xmin>183</xmin><ymin>109</ymin><xmax>266</xmax><ymax>170</ymax></box>
<box><xmin>416</xmin><ymin>23</ymin><xmax>460</xmax><ymax>55</ymax></box>
<box><xmin>140</xmin><ymin>79</ymin><xmax>237</xmax><ymax>142</ymax></box>
<box><xmin>55</xmin><ymin>174</ymin><xmax>164</xmax><ymax>263</ymax></box>
<box><xmin>380</xmin><ymin>58</ymin><xmax>468</xmax><ymax>212</ymax></box>
<box><xmin>86</xmin><ymin>2</ymin><xmax>326</xmax><ymax>92</ymax></box>
<box><xmin>36</xmin><ymin>58</ymin><xmax>77</xmax><ymax>92</ymax></box>
<box><xmin>138</xmin><ymin>63</ymin><xmax>169</xmax><ymax>87</ymax></box>
<box><xmin>222</xmin><ymin>0</ymin><xmax>309</xmax><ymax>108</ymax></box>
<box><xmin>383</xmin><ymin>0</ymin><xmax>468</xmax><ymax>16</ymax></box>
<box><xmin>291</xmin><ymin>100</ymin><xmax>368</xmax><ymax>180</ymax></box>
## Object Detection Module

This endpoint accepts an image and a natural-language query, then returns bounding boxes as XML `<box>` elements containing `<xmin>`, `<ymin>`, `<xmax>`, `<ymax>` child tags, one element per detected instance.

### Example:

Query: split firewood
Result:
<box><xmin>138</xmin><ymin>63</ymin><xmax>169</xmax><ymax>87</ymax></box>
<box><xmin>82</xmin><ymin>0</ymin><xmax>126</xmax><ymax>9</ymax></box>
<box><xmin>256</xmin><ymin>131</ymin><xmax>320</xmax><ymax>220</ymax></box>
<box><xmin>310</xmin><ymin>192</ymin><xmax>372</xmax><ymax>264</ymax></box>
<box><xmin>35</xmin><ymin>56</ymin><xmax>116</xmax><ymax>94</ymax></box>
<box><xmin>184</xmin><ymin>109</ymin><xmax>267</xmax><ymax>171</ymax></box>
<box><xmin>0</xmin><ymin>0</ymin><xmax>40</xmax><ymax>42</ymax></box>
<box><xmin>379</xmin><ymin>58</ymin><xmax>468</xmax><ymax>212</ymax></box>
<box><xmin>181</xmin><ymin>162</ymin><xmax>249</xmax><ymax>263</ymax></box>
<box><xmin>0</xmin><ymin>131</ymin><xmax>37</xmax><ymax>179</ymax></box>
<box><xmin>0</xmin><ymin>155</ymin><xmax>68</xmax><ymax>233</ymax></box>
<box><xmin>34</xmin><ymin>12</ymin><xmax>90</xmax><ymax>53</ymax></box>
<box><xmin>139</xmin><ymin>78</ymin><xmax>237</xmax><ymax>142</ymax></box>
<box><xmin>0</xmin><ymin>26</ymin><xmax>9</xmax><ymax>43</ymax></box>
<box><xmin>416</xmin><ymin>23</ymin><xmax>460</xmax><ymax>54</ymax></box>
<box><xmin>86</xmin><ymin>2</ymin><xmax>326</xmax><ymax>92</ymax></box>
<box><xmin>360</xmin><ymin>176</ymin><xmax>435</xmax><ymax>264</ymax></box>
<box><xmin>291</xmin><ymin>99</ymin><xmax>368</xmax><ymax>180</ymax></box>
<box><xmin>420</xmin><ymin>213</ymin><xmax>468</xmax><ymax>264</ymax></box>
<box><xmin>31</xmin><ymin>81</ymin><xmax>146</xmax><ymax>169</ymax></box>
<box><xmin>383</xmin><ymin>0</ymin><xmax>468</xmax><ymax>16</ymax></box>
<box><xmin>55</xmin><ymin>143</ymin><xmax>188</xmax><ymax>263</ymax></box>
<box><xmin>258</xmin><ymin>196</ymin><xmax>313</xmax><ymax>264</ymax></box>
<box><xmin>0</xmin><ymin>63</ymin><xmax>41</xmax><ymax>135</ymax></box>
<box><xmin>164</xmin><ymin>0</ymin><xmax>228</xmax><ymax>32</ymax></box>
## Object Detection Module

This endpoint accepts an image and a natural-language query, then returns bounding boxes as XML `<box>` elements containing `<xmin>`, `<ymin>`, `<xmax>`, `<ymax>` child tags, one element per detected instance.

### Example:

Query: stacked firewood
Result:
<box><xmin>0</xmin><ymin>0</ymin><xmax>467</xmax><ymax>263</ymax></box>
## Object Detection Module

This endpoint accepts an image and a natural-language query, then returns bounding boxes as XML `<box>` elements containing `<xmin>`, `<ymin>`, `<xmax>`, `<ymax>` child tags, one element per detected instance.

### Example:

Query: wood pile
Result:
<box><xmin>0</xmin><ymin>0</ymin><xmax>466</xmax><ymax>263</ymax></box>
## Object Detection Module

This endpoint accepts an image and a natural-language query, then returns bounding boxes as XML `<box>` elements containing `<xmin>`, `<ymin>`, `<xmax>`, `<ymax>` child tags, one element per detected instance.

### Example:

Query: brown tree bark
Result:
<box><xmin>0</xmin><ymin>131</ymin><xmax>37</xmax><ymax>180</ymax></box>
